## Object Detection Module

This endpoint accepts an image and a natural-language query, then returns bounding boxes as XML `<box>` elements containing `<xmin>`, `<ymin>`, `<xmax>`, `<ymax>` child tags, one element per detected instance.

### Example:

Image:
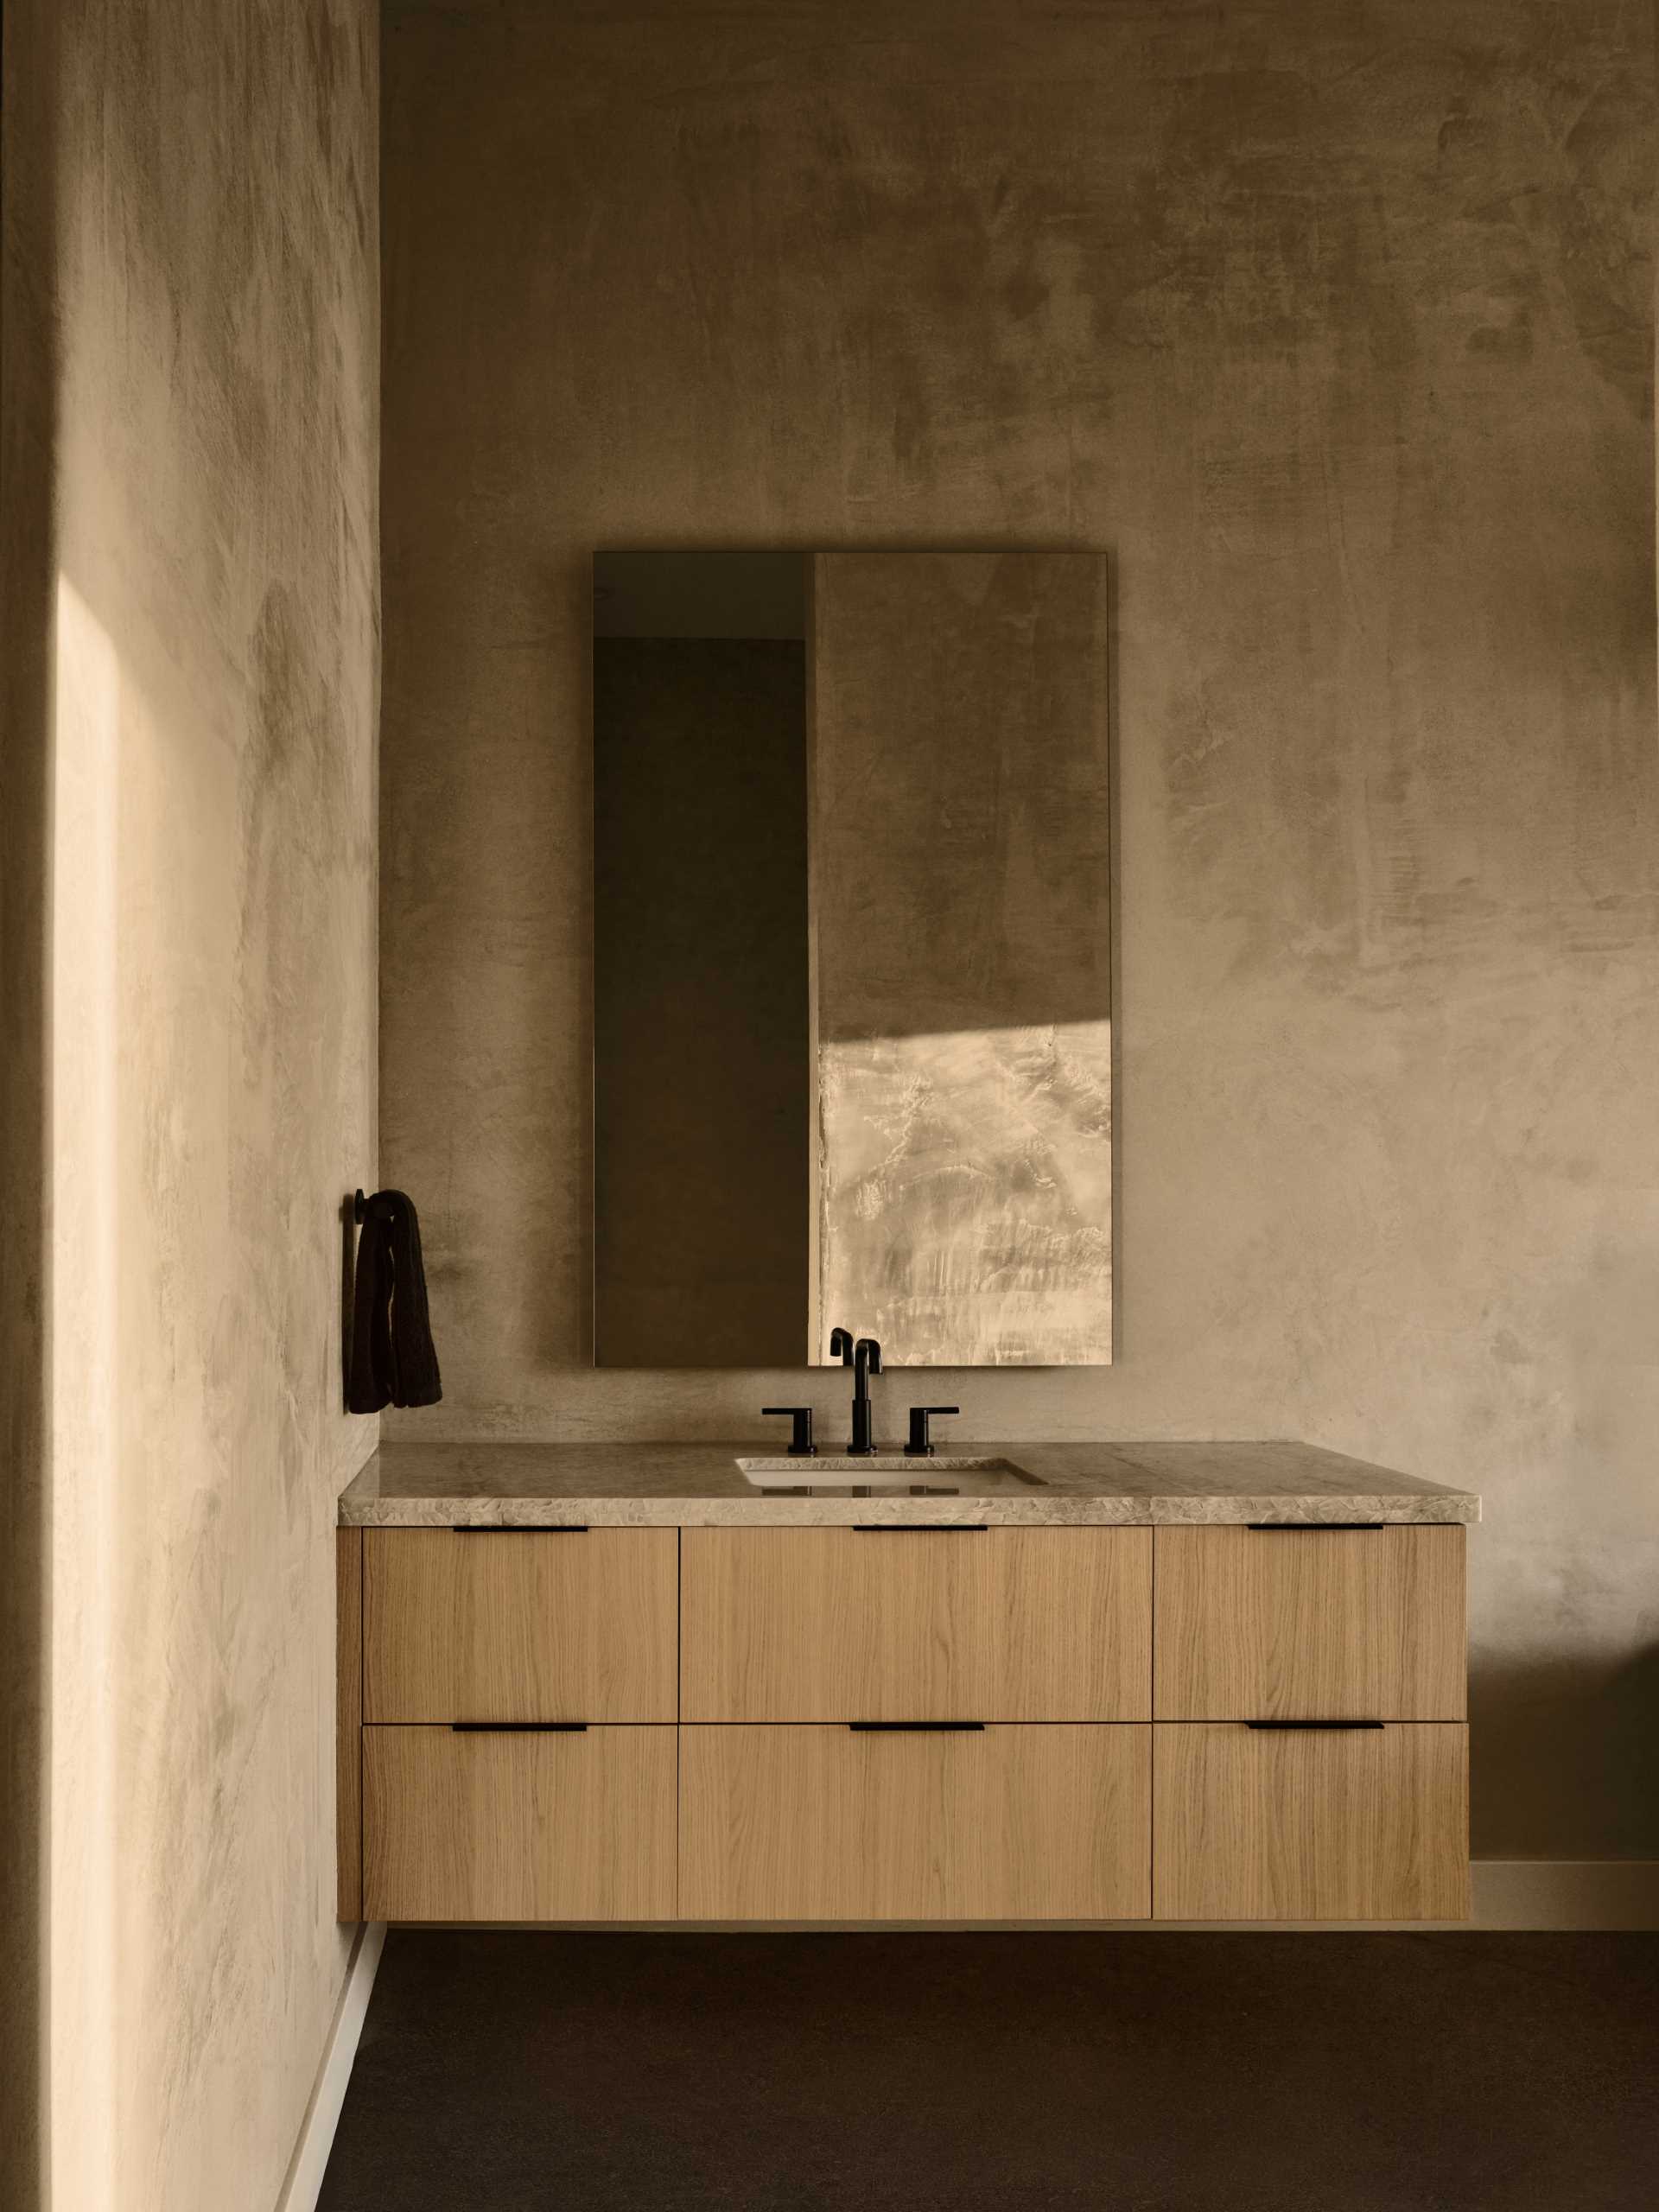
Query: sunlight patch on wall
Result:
<box><xmin>49</xmin><ymin>575</ymin><xmax>122</xmax><ymax>2208</ymax></box>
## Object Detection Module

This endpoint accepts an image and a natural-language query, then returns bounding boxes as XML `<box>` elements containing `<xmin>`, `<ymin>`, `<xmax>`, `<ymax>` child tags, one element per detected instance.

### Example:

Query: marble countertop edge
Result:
<box><xmin>339</xmin><ymin>1494</ymin><xmax>1478</xmax><ymax>1528</ymax></box>
<box><xmin>339</xmin><ymin>1439</ymin><xmax>1480</xmax><ymax>1527</ymax></box>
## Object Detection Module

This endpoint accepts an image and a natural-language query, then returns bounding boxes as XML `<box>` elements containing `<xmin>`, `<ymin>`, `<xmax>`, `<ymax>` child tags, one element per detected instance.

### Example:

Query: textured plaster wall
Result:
<box><xmin>3</xmin><ymin>3</ymin><xmax>379</xmax><ymax>2208</ymax></box>
<box><xmin>381</xmin><ymin>0</ymin><xmax>1656</xmax><ymax>1858</ymax></box>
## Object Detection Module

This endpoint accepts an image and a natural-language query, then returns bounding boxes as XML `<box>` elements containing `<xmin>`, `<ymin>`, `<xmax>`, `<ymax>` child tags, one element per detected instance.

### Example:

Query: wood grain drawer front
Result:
<box><xmin>1153</xmin><ymin>1723</ymin><xmax>1470</xmax><ymax>1922</ymax></box>
<box><xmin>363</xmin><ymin>1529</ymin><xmax>677</xmax><ymax>1722</ymax></box>
<box><xmin>362</xmin><ymin>1726</ymin><xmax>677</xmax><ymax>1921</ymax></box>
<box><xmin>680</xmin><ymin>1528</ymin><xmax>1150</xmax><ymax>1722</ymax></box>
<box><xmin>1154</xmin><ymin>1525</ymin><xmax>1465</xmax><ymax>1720</ymax></box>
<box><xmin>679</xmin><ymin>1725</ymin><xmax>1150</xmax><ymax>1921</ymax></box>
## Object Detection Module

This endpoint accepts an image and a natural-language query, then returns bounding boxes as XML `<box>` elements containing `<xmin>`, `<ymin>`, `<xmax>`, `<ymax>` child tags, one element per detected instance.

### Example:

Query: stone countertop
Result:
<box><xmin>339</xmin><ymin>1439</ymin><xmax>1479</xmax><ymax>1528</ymax></box>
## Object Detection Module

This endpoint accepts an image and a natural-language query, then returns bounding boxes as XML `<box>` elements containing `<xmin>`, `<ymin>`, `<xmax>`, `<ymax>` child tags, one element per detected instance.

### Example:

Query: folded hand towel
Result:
<box><xmin>347</xmin><ymin>1188</ymin><xmax>442</xmax><ymax>1412</ymax></box>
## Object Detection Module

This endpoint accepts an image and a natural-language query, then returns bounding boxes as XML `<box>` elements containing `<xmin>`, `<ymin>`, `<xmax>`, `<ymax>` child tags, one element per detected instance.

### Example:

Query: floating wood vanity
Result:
<box><xmin>338</xmin><ymin>1441</ymin><xmax>1477</xmax><ymax>1927</ymax></box>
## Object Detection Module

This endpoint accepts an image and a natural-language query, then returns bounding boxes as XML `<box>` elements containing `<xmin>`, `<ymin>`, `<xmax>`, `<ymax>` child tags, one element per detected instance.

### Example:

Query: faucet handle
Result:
<box><xmin>906</xmin><ymin>1406</ymin><xmax>960</xmax><ymax>1457</ymax></box>
<box><xmin>761</xmin><ymin>1407</ymin><xmax>817</xmax><ymax>1457</ymax></box>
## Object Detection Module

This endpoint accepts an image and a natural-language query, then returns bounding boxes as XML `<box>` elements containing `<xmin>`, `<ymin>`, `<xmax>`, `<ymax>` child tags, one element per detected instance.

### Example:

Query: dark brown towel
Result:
<box><xmin>347</xmin><ymin>1188</ymin><xmax>442</xmax><ymax>1412</ymax></box>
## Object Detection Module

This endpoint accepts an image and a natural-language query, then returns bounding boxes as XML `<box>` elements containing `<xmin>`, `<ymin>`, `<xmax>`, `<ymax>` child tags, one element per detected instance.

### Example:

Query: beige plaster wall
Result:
<box><xmin>380</xmin><ymin>0</ymin><xmax>1657</xmax><ymax>1858</ymax></box>
<box><xmin>3</xmin><ymin>3</ymin><xmax>379</xmax><ymax>2207</ymax></box>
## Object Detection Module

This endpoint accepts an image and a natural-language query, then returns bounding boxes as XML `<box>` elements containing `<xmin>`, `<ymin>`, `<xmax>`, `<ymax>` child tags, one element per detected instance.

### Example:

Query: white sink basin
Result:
<box><xmin>735</xmin><ymin>1454</ymin><xmax>1042</xmax><ymax>1497</ymax></box>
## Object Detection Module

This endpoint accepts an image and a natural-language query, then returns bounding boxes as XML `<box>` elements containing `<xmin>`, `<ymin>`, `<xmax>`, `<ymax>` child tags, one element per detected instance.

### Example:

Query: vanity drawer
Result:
<box><xmin>681</xmin><ymin>1527</ymin><xmax>1150</xmax><ymax>1721</ymax></box>
<box><xmin>1153</xmin><ymin>1722</ymin><xmax>1469</xmax><ymax>1921</ymax></box>
<box><xmin>679</xmin><ymin>1724</ymin><xmax>1150</xmax><ymax>1921</ymax></box>
<box><xmin>363</xmin><ymin>1528</ymin><xmax>677</xmax><ymax>1722</ymax></box>
<box><xmin>1154</xmin><ymin>1524</ymin><xmax>1465</xmax><ymax>1720</ymax></box>
<box><xmin>362</xmin><ymin>1724</ymin><xmax>677</xmax><ymax>1921</ymax></box>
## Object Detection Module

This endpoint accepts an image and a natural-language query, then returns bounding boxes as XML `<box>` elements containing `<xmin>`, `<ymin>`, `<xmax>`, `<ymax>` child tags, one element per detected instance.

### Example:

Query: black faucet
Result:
<box><xmin>829</xmin><ymin>1327</ymin><xmax>882</xmax><ymax>1455</ymax></box>
<box><xmin>906</xmin><ymin>1405</ymin><xmax>960</xmax><ymax>1458</ymax></box>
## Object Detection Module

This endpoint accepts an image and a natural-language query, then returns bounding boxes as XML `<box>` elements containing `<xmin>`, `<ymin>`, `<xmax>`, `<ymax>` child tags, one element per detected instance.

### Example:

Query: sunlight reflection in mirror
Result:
<box><xmin>817</xmin><ymin>1020</ymin><xmax>1113</xmax><ymax>1365</ymax></box>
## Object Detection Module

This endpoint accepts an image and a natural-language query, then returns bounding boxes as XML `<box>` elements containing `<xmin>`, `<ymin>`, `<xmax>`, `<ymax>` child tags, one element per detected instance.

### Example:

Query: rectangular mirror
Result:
<box><xmin>594</xmin><ymin>550</ymin><xmax>1112</xmax><ymax>1367</ymax></box>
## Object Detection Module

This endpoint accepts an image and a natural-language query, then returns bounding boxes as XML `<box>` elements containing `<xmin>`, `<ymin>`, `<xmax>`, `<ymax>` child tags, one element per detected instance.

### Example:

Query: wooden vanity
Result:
<box><xmin>337</xmin><ymin>1441</ymin><xmax>1476</xmax><ymax>1927</ymax></box>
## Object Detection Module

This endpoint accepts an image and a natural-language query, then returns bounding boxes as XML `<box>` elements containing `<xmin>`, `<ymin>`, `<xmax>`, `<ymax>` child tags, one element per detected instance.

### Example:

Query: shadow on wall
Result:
<box><xmin>1470</xmin><ymin>1646</ymin><xmax>1659</xmax><ymax>1859</ymax></box>
<box><xmin>1</xmin><ymin>10</ymin><xmax>63</xmax><ymax>2205</ymax></box>
<box><xmin>340</xmin><ymin>1192</ymin><xmax>359</xmax><ymax>1411</ymax></box>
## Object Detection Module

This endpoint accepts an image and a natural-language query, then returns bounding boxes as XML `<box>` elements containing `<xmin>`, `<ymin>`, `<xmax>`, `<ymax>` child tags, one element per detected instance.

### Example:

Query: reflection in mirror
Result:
<box><xmin>594</xmin><ymin>554</ymin><xmax>810</xmax><ymax>1367</ymax></box>
<box><xmin>593</xmin><ymin>550</ymin><xmax>1112</xmax><ymax>1369</ymax></box>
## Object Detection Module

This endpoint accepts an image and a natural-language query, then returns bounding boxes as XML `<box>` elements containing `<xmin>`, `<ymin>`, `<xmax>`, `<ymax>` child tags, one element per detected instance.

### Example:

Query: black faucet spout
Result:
<box><xmin>849</xmin><ymin>1335</ymin><xmax>881</xmax><ymax>1455</ymax></box>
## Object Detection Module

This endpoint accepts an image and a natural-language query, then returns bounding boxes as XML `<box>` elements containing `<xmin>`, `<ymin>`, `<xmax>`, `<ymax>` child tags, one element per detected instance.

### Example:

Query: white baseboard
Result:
<box><xmin>1472</xmin><ymin>1860</ymin><xmax>1659</xmax><ymax>1930</ymax></box>
<box><xmin>275</xmin><ymin>1923</ymin><xmax>386</xmax><ymax>2212</ymax></box>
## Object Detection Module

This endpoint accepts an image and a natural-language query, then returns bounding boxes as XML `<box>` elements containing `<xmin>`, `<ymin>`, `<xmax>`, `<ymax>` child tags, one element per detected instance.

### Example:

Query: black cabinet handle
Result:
<box><xmin>852</xmin><ymin>1522</ymin><xmax>987</xmax><ymax>1533</ymax></box>
<box><xmin>450</xmin><ymin>1523</ymin><xmax>589</xmax><ymax>1534</ymax></box>
<box><xmin>1245</xmin><ymin>1719</ymin><xmax>1384</xmax><ymax>1731</ymax></box>
<box><xmin>848</xmin><ymin>1721</ymin><xmax>986</xmax><ymax>1732</ymax></box>
<box><xmin>450</xmin><ymin>1721</ymin><xmax>589</xmax><ymax>1732</ymax></box>
<box><xmin>1246</xmin><ymin>1522</ymin><xmax>1384</xmax><ymax>1532</ymax></box>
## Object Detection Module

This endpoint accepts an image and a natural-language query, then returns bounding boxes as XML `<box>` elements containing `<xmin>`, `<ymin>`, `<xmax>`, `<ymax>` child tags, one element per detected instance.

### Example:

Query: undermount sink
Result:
<box><xmin>735</xmin><ymin>1454</ymin><xmax>1043</xmax><ymax>1497</ymax></box>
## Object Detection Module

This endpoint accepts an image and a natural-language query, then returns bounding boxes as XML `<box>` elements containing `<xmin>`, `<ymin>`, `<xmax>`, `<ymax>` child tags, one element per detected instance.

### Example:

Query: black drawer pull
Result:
<box><xmin>851</xmin><ymin>1523</ymin><xmax>987</xmax><ymax>1534</ymax></box>
<box><xmin>1245</xmin><ymin>1719</ymin><xmax>1384</xmax><ymax>1731</ymax></box>
<box><xmin>450</xmin><ymin>1721</ymin><xmax>588</xmax><ymax>1733</ymax></box>
<box><xmin>1246</xmin><ymin>1522</ymin><xmax>1384</xmax><ymax>1532</ymax></box>
<box><xmin>848</xmin><ymin>1721</ymin><xmax>986</xmax><ymax>1732</ymax></box>
<box><xmin>450</xmin><ymin>1523</ymin><xmax>589</xmax><ymax>1534</ymax></box>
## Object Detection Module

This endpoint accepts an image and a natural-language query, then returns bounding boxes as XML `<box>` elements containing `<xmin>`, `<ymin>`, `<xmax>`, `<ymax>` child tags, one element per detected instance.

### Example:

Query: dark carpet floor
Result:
<box><xmin>318</xmin><ymin>1930</ymin><xmax>1659</xmax><ymax>2212</ymax></box>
